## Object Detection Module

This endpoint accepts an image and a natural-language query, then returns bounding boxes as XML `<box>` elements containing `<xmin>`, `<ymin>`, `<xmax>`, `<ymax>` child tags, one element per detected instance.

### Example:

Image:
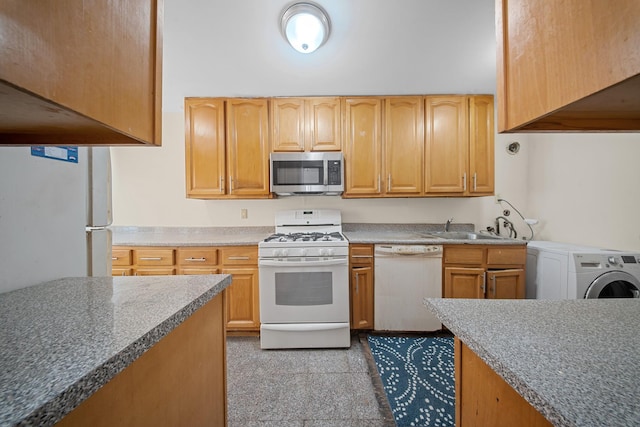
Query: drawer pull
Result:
<box><xmin>228</xmin><ymin>256</ymin><xmax>250</xmax><ymax>260</ymax></box>
<box><xmin>185</xmin><ymin>257</ymin><xmax>207</xmax><ymax>262</ymax></box>
<box><xmin>139</xmin><ymin>257</ymin><xmax>163</xmax><ymax>261</ymax></box>
<box><xmin>351</xmin><ymin>255</ymin><xmax>373</xmax><ymax>258</ymax></box>
<box><xmin>112</xmin><ymin>257</ymin><xmax>119</xmax><ymax>260</ymax></box>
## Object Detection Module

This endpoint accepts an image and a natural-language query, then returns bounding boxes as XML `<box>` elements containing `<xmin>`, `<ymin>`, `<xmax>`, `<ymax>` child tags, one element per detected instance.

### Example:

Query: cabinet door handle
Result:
<box><xmin>184</xmin><ymin>257</ymin><xmax>207</xmax><ymax>262</ymax></box>
<box><xmin>388</xmin><ymin>174</ymin><xmax>391</xmax><ymax>192</ymax></box>
<box><xmin>377</xmin><ymin>175</ymin><xmax>381</xmax><ymax>193</ymax></box>
<box><xmin>473</xmin><ymin>173</ymin><xmax>477</xmax><ymax>191</ymax></box>
<box><xmin>481</xmin><ymin>272</ymin><xmax>486</xmax><ymax>295</ymax></box>
<box><xmin>139</xmin><ymin>257</ymin><xmax>162</xmax><ymax>261</ymax></box>
<box><xmin>230</xmin><ymin>175</ymin><xmax>234</xmax><ymax>191</ymax></box>
<box><xmin>492</xmin><ymin>275</ymin><xmax>497</xmax><ymax>297</ymax></box>
<box><xmin>355</xmin><ymin>272</ymin><xmax>360</xmax><ymax>295</ymax></box>
<box><xmin>228</xmin><ymin>256</ymin><xmax>250</xmax><ymax>260</ymax></box>
<box><xmin>463</xmin><ymin>173</ymin><xmax>467</xmax><ymax>191</ymax></box>
<box><xmin>220</xmin><ymin>176</ymin><xmax>224</xmax><ymax>190</ymax></box>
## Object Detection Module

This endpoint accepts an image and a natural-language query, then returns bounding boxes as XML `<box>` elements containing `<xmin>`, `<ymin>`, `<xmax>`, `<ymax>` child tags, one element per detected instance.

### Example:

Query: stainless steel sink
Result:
<box><xmin>423</xmin><ymin>231</ymin><xmax>505</xmax><ymax>240</ymax></box>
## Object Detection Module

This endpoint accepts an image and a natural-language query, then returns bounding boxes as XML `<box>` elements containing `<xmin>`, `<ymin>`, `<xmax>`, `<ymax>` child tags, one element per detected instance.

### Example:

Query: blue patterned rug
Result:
<box><xmin>367</xmin><ymin>335</ymin><xmax>455</xmax><ymax>427</ymax></box>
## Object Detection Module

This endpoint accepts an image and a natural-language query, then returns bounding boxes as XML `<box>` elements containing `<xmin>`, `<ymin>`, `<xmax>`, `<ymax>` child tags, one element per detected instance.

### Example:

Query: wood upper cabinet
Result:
<box><xmin>443</xmin><ymin>245</ymin><xmax>526</xmax><ymax>299</ymax></box>
<box><xmin>425</xmin><ymin>96</ymin><xmax>494</xmax><ymax>196</ymax></box>
<box><xmin>0</xmin><ymin>0</ymin><xmax>163</xmax><ymax>145</ymax></box>
<box><xmin>184</xmin><ymin>98</ymin><xmax>270</xmax><ymax>199</ymax></box>
<box><xmin>271</xmin><ymin>97</ymin><xmax>341</xmax><ymax>151</ymax></box>
<box><xmin>343</xmin><ymin>97</ymin><xmax>424</xmax><ymax>197</ymax></box>
<box><xmin>384</xmin><ymin>97</ymin><xmax>424</xmax><ymax>195</ymax></box>
<box><xmin>185</xmin><ymin>99</ymin><xmax>226</xmax><ymax>198</ymax></box>
<box><xmin>425</xmin><ymin>96</ymin><xmax>468</xmax><ymax>194</ymax></box>
<box><xmin>496</xmin><ymin>0</ymin><xmax>640</xmax><ymax>132</ymax></box>
<box><xmin>226</xmin><ymin>99</ymin><xmax>270</xmax><ymax>196</ymax></box>
<box><xmin>343</xmin><ymin>98</ymin><xmax>383</xmax><ymax>196</ymax></box>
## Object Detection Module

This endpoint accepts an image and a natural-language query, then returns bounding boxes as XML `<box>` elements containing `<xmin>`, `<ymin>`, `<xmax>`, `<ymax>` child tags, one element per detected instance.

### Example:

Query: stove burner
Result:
<box><xmin>263</xmin><ymin>232</ymin><xmax>344</xmax><ymax>243</ymax></box>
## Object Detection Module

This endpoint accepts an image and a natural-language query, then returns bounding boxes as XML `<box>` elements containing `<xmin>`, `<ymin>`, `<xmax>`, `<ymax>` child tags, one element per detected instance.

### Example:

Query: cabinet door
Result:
<box><xmin>343</xmin><ymin>98</ymin><xmax>383</xmax><ymax>196</ymax></box>
<box><xmin>226</xmin><ymin>99</ymin><xmax>270</xmax><ymax>196</ymax></box>
<box><xmin>487</xmin><ymin>269</ymin><xmax>525</xmax><ymax>299</ymax></box>
<box><xmin>444</xmin><ymin>267</ymin><xmax>485</xmax><ymax>298</ymax></box>
<box><xmin>223</xmin><ymin>267</ymin><xmax>260</xmax><ymax>331</ymax></box>
<box><xmin>185</xmin><ymin>98</ymin><xmax>226</xmax><ymax>197</ymax></box>
<box><xmin>384</xmin><ymin>97</ymin><xmax>424</xmax><ymax>195</ymax></box>
<box><xmin>271</xmin><ymin>98</ymin><xmax>305</xmax><ymax>152</ymax></box>
<box><xmin>425</xmin><ymin>96</ymin><xmax>468</xmax><ymax>194</ymax></box>
<box><xmin>351</xmin><ymin>266</ymin><xmax>374</xmax><ymax>329</ymax></box>
<box><xmin>469</xmin><ymin>96</ymin><xmax>495</xmax><ymax>195</ymax></box>
<box><xmin>307</xmin><ymin>97</ymin><xmax>341</xmax><ymax>151</ymax></box>
<box><xmin>134</xmin><ymin>267</ymin><xmax>176</xmax><ymax>276</ymax></box>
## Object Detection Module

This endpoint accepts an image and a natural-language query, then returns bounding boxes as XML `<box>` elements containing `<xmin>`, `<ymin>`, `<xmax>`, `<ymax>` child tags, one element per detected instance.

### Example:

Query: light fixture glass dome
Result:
<box><xmin>280</xmin><ymin>2</ymin><xmax>331</xmax><ymax>54</ymax></box>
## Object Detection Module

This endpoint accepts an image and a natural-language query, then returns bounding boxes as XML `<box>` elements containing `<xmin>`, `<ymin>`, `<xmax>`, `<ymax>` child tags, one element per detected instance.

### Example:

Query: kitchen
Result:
<box><xmin>1</xmin><ymin>0</ymin><xmax>640</xmax><ymax>426</ymax></box>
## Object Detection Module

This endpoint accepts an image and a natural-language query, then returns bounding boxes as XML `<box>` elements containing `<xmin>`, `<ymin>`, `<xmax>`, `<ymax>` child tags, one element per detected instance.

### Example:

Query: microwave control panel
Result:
<box><xmin>327</xmin><ymin>160</ymin><xmax>342</xmax><ymax>185</ymax></box>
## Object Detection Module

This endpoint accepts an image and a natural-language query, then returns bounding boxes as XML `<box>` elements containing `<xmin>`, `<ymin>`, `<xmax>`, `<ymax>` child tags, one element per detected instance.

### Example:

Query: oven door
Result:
<box><xmin>259</xmin><ymin>257</ymin><xmax>349</xmax><ymax>323</ymax></box>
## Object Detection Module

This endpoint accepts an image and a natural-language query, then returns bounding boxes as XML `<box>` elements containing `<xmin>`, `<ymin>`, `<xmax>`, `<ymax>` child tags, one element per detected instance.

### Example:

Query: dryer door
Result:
<box><xmin>584</xmin><ymin>271</ymin><xmax>640</xmax><ymax>299</ymax></box>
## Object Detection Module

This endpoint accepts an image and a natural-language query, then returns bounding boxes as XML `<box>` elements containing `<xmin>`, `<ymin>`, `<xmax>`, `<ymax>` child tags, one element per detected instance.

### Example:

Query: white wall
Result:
<box><xmin>525</xmin><ymin>133</ymin><xmax>640</xmax><ymax>251</ymax></box>
<box><xmin>112</xmin><ymin>0</ymin><xmax>640</xmax><ymax>251</ymax></box>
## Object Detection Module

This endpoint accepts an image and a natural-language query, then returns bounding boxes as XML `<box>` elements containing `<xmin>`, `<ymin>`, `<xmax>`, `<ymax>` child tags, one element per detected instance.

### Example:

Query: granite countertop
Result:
<box><xmin>424</xmin><ymin>298</ymin><xmax>640</xmax><ymax>427</ymax></box>
<box><xmin>0</xmin><ymin>274</ymin><xmax>232</xmax><ymax>427</ymax></box>
<box><xmin>343</xmin><ymin>223</ymin><xmax>526</xmax><ymax>245</ymax></box>
<box><xmin>112</xmin><ymin>224</ymin><xmax>526</xmax><ymax>246</ymax></box>
<box><xmin>112</xmin><ymin>226</ymin><xmax>274</xmax><ymax>246</ymax></box>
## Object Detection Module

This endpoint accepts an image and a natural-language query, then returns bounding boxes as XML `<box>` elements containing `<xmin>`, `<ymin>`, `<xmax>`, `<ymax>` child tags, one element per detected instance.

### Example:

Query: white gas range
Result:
<box><xmin>258</xmin><ymin>209</ymin><xmax>350</xmax><ymax>349</ymax></box>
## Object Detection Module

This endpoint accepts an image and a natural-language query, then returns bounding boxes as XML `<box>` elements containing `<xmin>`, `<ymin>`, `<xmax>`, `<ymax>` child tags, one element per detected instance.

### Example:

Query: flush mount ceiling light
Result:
<box><xmin>280</xmin><ymin>2</ymin><xmax>331</xmax><ymax>54</ymax></box>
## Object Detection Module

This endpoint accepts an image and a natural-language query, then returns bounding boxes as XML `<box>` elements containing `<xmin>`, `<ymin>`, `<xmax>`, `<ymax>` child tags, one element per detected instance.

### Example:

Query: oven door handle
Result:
<box><xmin>261</xmin><ymin>323</ymin><xmax>348</xmax><ymax>332</ymax></box>
<box><xmin>259</xmin><ymin>258</ymin><xmax>348</xmax><ymax>267</ymax></box>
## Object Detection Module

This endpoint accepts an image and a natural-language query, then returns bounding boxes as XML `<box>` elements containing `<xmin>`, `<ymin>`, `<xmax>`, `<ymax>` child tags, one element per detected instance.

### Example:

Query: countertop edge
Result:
<box><xmin>23</xmin><ymin>275</ymin><xmax>233</xmax><ymax>427</ymax></box>
<box><xmin>423</xmin><ymin>299</ymin><xmax>574</xmax><ymax>427</ymax></box>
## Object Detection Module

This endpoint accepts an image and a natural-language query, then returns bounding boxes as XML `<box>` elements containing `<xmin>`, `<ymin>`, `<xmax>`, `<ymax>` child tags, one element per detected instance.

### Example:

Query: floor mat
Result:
<box><xmin>367</xmin><ymin>335</ymin><xmax>455</xmax><ymax>427</ymax></box>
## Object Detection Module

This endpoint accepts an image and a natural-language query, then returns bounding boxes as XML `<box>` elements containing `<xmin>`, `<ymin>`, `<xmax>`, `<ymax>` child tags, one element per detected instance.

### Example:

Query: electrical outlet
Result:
<box><xmin>241</xmin><ymin>208</ymin><xmax>248</xmax><ymax>219</ymax></box>
<box><xmin>494</xmin><ymin>193</ymin><xmax>501</xmax><ymax>204</ymax></box>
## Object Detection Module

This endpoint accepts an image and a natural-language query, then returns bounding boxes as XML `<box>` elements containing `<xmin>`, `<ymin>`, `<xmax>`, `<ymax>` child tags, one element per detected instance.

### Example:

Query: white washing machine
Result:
<box><xmin>526</xmin><ymin>241</ymin><xmax>640</xmax><ymax>299</ymax></box>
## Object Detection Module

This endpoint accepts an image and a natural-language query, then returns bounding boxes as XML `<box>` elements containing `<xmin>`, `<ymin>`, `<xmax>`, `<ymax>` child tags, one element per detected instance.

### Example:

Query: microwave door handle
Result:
<box><xmin>323</xmin><ymin>160</ymin><xmax>328</xmax><ymax>185</ymax></box>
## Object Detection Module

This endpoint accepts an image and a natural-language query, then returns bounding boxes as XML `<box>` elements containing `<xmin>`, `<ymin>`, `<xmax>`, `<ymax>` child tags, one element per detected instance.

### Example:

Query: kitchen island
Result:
<box><xmin>424</xmin><ymin>298</ymin><xmax>640</xmax><ymax>427</ymax></box>
<box><xmin>0</xmin><ymin>274</ymin><xmax>232</xmax><ymax>427</ymax></box>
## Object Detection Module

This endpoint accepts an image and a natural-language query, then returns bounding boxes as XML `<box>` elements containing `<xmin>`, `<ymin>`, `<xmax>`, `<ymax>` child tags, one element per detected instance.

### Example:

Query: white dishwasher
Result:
<box><xmin>374</xmin><ymin>244</ymin><xmax>443</xmax><ymax>332</ymax></box>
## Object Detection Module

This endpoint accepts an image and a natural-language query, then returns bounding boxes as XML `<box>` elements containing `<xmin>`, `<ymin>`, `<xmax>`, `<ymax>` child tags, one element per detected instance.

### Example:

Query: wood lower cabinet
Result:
<box><xmin>455</xmin><ymin>338</ymin><xmax>552</xmax><ymax>427</ymax></box>
<box><xmin>184</xmin><ymin>98</ymin><xmax>270</xmax><ymax>199</ymax></box>
<box><xmin>222</xmin><ymin>246</ymin><xmax>260</xmax><ymax>332</ymax></box>
<box><xmin>57</xmin><ymin>293</ymin><xmax>227</xmax><ymax>427</ymax></box>
<box><xmin>113</xmin><ymin>245</ymin><xmax>259</xmax><ymax>332</ymax></box>
<box><xmin>349</xmin><ymin>244</ymin><xmax>374</xmax><ymax>330</ymax></box>
<box><xmin>443</xmin><ymin>245</ymin><xmax>526</xmax><ymax>299</ymax></box>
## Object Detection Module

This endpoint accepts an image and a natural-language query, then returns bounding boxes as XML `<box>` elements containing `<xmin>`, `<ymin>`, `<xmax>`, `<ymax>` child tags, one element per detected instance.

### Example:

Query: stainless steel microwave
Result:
<box><xmin>270</xmin><ymin>152</ymin><xmax>344</xmax><ymax>196</ymax></box>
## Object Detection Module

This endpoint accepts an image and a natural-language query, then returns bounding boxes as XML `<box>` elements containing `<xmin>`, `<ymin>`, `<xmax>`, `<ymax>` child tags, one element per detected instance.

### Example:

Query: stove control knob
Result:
<box><xmin>300</xmin><ymin>249</ymin><xmax>308</xmax><ymax>256</ymax></box>
<box><xmin>608</xmin><ymin>256</ymin><xmax>617</xmax><ymax>265</ymax></box>
<box><xmin>320</xmin><ymin>248</ymin><xmax>334</xmax><ymax>256</ymax></box>
<box><xmin>275</xmin><ymin>249</ymin><xmax>288</xmax><ymax>257</ymax></box>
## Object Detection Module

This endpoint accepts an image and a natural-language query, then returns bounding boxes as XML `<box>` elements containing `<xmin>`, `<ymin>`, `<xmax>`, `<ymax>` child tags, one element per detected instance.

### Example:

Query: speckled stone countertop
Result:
<box><xmin>424</xmin><ymin>298</ymin><xmax>640</xmax><ymax>427</ymax></box>
<box><xmin>112</xmin><ymin>226</ymin><xmax>274</xmax><ymax>246</ymax></box>
<box><xmin>0</xmin><ymin>274</ymin><xmax>232</xmax><ymax>427</ymax></box>
<box><xmin>343</xmin><ymin>223</ymin><xmax>525</xmax><ymax>245</ymax></box>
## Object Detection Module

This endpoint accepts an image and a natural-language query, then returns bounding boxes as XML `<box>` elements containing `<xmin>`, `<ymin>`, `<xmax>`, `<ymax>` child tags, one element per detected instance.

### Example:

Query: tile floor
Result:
<box><xmin>226</xmin><ymin>334</ymin><xmax>395</xmax><ymax>427</ymax></box>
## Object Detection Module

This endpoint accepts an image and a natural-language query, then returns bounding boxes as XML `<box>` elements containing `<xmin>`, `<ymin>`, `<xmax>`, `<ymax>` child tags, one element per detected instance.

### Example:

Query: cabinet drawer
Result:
<box><xmin>486</xmin><ymin>247</ymin><xmax>526</xmax><ymax>266</ymax></box>
<box><xmin>444</xmin><ymin>246</ymin><xmax>484</xmax><ymax>265</ymax></box>
<box><xmin>177</xmin><ymin>247</ymin><xmax>219</xmax><ymax>266</ymax></box>
<box><xmin>112</xmin><ymin>267</ymin><xmax>133</xmax><ymax>276</ymax></box>
<box><xmin>134</xmin><ymin>248</ymin><xmax>175</xmax><ymax>266</ymax></box>
<box><xmin>135</xmin><ymin>267</ymin><xmax>176</xmax><ymax>276</ymax></box>
<box><xmin>222</xmin><ymin>246</ymin><xmax>258</xmax><ymax>265</ymax></box>
<box><xmin>111</xmin><ymin>248</ymin><xmax>132</xmax><ymax>266</ymax></box>
<box><xmin>350</xmin><ymin>245</ymin><xmax>374</xmax><ymax>266</ymax></box>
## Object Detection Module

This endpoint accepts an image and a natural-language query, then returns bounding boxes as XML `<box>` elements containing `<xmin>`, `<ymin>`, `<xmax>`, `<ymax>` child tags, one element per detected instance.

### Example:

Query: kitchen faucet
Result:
<box><xmin>445</xmin><ymin>218</ymin><xmax>453</xmax><ymax>232</ymax></box>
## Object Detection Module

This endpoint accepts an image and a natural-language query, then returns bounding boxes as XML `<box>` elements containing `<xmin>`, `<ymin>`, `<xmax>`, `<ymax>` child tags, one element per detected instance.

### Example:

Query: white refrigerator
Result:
<box><xmin>0</xmin><ymin>146</ymin><xmax>113</xmax><ymax>293</ymax></box>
